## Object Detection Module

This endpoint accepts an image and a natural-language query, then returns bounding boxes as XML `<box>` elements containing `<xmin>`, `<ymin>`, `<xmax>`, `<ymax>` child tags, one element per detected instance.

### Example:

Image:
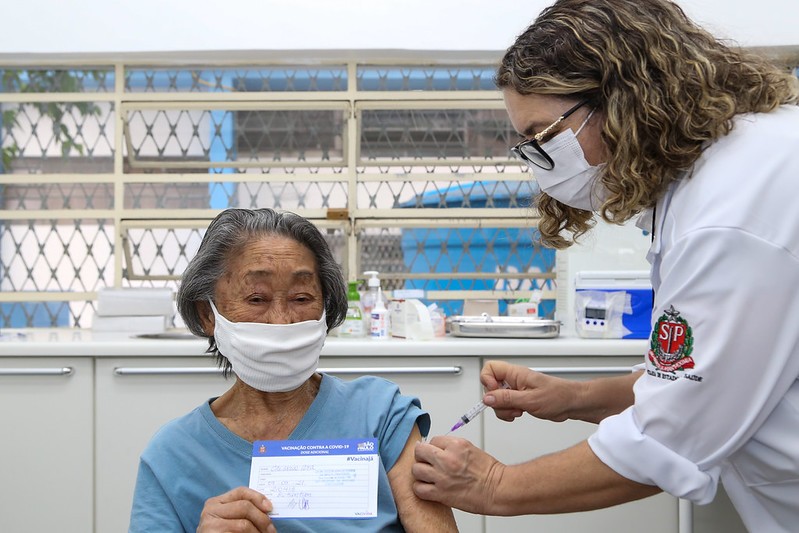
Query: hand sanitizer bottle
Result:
<box><xmin>340</xmin><ymin>280</ymin><xmax>365</xmax><ymax>337</ymax></box>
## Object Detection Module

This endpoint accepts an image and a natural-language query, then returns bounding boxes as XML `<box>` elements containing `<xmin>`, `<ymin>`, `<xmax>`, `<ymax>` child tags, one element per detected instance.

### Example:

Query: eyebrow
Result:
<box><xmin>244</xmin><ymin>269</ymin><xmax>316</xmax><ymax>281</ymax></box>
<box><xmin>521</xmin><ymin>121</ymin><xmax>547</xmax><ymax>138</ymax></box>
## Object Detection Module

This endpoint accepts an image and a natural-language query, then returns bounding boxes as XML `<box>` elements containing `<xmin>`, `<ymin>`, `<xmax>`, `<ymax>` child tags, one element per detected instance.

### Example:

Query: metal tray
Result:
<box><xmin>448</xmin><ymin>314</ymin><xmax>560</xmax><ymax>338</ymax></box>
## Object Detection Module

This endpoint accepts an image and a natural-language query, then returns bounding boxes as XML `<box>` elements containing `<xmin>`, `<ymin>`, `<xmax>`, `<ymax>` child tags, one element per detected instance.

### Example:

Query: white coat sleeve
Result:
<box><xmin>588</xmin><ymin>227</ymin><xmax>799</xmax><ymax>503</ymax></box>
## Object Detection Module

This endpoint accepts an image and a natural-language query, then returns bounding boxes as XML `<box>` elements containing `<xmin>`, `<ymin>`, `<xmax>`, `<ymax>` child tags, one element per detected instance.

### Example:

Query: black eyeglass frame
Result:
<box><xmin>510</xmin><ymin>99</ymin><xmax>591</xmax><ymax>171</ymax></box>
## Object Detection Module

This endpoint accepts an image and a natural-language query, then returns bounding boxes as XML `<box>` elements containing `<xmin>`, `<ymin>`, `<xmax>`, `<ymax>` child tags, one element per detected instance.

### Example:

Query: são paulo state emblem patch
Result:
<box><xmin>649</xmin><ymin>305</ymin><xmax>695</xmax><ymax>372</ymax></box>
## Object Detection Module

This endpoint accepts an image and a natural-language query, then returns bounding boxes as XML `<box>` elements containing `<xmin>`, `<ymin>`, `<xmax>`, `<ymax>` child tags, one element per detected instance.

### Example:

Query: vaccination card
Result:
<box><xmin>249</xmin><ymin>438</ymin><xmax>379</xmax><ymax>519</ymax></box>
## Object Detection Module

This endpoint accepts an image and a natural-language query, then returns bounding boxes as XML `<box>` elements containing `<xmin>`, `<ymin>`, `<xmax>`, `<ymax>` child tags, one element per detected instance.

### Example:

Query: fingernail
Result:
<box><xmin>263</xmin><ymin>498</ymin><xmax>273</xmax><ymax>512</ymax></box>
<box><xmin>484</xmin><ymin>394</ymin><xmax>496</xmax><ymax>405</ymax></box>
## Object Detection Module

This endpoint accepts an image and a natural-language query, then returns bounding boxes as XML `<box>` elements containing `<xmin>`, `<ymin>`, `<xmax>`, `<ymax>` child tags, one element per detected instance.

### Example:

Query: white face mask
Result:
<box><xmin>534</xmin><ymin>112</ymin><xmax>607</xmax><ymax>211</ymax></box>
<box><xmin>209</xmin><ymin>300</ymin><xmax>327</xmax><ymax>392</ymax></box>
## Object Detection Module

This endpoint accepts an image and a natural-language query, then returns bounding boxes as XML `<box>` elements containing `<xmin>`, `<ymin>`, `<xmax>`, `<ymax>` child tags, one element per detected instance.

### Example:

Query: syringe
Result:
<box><xmin>449</xmin><ymin>382</ymin><xmax>511</xmax><ymax>433</ymax></box>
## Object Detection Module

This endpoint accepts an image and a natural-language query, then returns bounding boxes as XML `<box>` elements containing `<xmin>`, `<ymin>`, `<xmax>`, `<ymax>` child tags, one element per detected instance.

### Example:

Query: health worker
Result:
<box><xmin>411</xmin><ymin>1</ymin><xmax>799</xmax><ymax>531</ymax></box>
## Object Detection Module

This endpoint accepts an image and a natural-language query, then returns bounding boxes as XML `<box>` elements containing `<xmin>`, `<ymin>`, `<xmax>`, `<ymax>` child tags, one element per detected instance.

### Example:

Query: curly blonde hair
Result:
<box><xmin>496</xmin><ymin>0</ymin><xmax>799</xmax><ymax>249</ymax></box>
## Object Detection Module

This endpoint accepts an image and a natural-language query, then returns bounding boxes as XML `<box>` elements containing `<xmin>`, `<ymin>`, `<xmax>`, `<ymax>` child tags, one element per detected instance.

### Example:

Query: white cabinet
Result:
<box><xmin>318</xmin><ymin>356</ymin><xmax>484</xmax><ymax>533</ymax></box>
<box><xmin>95</xmin><ymin>355</ymin><xmax>483</xmax><ymax>533</ymax></box>
<box><xmin>482</xmin><ymin>357</ymin><xmax>680</xmax><ymax>533</ymax></box>
<box><xmin>0</xmin><ymin>357</ymin><xmax>94</xmax><ymax>533</ymax></box>
<box><xmin>318</xmin><ymin>356</ymin><xmax>483</xmax><ymax>442</ymax></box>
<box><xmin>95</xmin><ymin>357</ymin><xmax>232</xmax><ymax>533</ymax></box>
<box><xmin>692</xmin><ymin>485</ymin><xmax>747</xmax><ymax>533</ymax></box>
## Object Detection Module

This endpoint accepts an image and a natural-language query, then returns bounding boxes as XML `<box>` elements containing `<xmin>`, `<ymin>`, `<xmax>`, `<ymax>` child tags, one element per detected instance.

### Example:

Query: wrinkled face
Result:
<box><xmin>198</xmin><ymin>235</ymin><xmax>324</xmax><ymax>334</ymax></box>
<box><xmin>502</xmin><ymin>88</ymin><xmax>606</xmax><ymax>166</ymax></box>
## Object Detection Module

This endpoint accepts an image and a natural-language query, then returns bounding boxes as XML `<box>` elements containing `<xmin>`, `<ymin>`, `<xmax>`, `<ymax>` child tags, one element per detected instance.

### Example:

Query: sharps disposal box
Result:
<box><xmin>574</xmin><ymin>271</ymin><xmax>652</xmax><ymax>339</ymax></box>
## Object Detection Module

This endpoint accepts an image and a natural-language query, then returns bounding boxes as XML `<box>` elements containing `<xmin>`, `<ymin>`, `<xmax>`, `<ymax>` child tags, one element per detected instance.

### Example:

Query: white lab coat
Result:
<box><xmin>588</xmin><ymin>105</ymin><xmax>799</xmax><ymax>532</ymax></box>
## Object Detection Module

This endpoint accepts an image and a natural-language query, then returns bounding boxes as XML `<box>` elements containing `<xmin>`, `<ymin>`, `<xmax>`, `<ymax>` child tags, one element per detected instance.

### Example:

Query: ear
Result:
<box><xmin>196</xmin><ymin>300</ymin><xmax>216</xmax><ymax>336</ymax></box>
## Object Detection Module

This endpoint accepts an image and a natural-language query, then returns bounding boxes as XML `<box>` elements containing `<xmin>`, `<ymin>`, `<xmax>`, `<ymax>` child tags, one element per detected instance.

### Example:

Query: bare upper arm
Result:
<box><xmin>387</xmin><ymin>424</ymin><xmax>458</xmax><ymax>533</ymax></box>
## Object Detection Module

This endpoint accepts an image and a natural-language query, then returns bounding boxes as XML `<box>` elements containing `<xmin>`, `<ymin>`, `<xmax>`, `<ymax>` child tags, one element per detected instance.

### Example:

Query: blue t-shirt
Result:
<box><xmin>129</xmin><ymin>374</ymin><xmax>430</xmax><ymax>532</ymax></box>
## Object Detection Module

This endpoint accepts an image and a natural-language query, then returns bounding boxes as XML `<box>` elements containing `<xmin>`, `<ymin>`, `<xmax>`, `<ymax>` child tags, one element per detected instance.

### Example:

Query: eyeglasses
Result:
<box><xmin>510</xmin><ymin>99</ymin><xmax>590</xmax><ymax>171</ymax></box>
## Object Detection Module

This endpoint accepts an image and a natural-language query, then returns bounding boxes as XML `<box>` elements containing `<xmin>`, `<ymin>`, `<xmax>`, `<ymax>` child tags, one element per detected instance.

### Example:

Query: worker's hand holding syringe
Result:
<box><xmin>479</xmin><ymin>359</ymin><xmax>641</xmax><ymax>425</ymax></box>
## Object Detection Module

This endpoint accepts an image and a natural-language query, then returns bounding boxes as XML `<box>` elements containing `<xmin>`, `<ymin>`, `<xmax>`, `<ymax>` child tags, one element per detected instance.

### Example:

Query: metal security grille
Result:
<box><xmin>4</xmin><ymin>50</ymin><xmax>794</xmax><ymax>328</ymax></box>
<box><xmin>0</xmin><ymin>52</ymin><xmax>554</xmax><ymax>328</ymax></box>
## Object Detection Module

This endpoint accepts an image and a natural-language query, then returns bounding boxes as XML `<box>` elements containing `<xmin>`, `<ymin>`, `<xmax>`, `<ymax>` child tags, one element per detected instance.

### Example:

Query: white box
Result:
<box><xmin>507</xmin><ymin>301</ymin><xmax>539</xmax><ymax>317</ymax></box>
<box><xmin>96</xmin><ymin>288</ymin><xmax>175</xmax><ymax>317</ymax></box>
<box><xmin>389</xmin><ymin>299</ymin><xmax>434</xmax><ymax>340</ymax></box>
<box><xmin>91</xmin><ymin>315</ymin><xmax>168</xmax><ymax>334</ymax></box>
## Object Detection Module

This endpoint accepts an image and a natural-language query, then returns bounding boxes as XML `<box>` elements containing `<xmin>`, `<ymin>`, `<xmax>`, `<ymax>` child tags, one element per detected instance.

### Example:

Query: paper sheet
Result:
<box><xmin>249</xmin><ymin>438</ymin><xmax>379</xmax><ymax>519</ymax></box>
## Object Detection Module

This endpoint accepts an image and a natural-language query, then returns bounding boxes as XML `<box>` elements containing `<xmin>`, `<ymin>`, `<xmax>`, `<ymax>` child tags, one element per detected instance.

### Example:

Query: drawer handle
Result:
<box><xmin>0</xmin><ymin>367</ymin><xmax>74</xmax><ymax>376</ymax></box>
<box><xmin>113</xmin><ymin>366</ymin><xmax>464</xmax><ymax>376</ymax></box>
<box><xmin>319</xmin><ymin>366</ymin><xmax>463</xmax><ymax>376</ymax></box>
<box><xmin>114</xmin><ymin>367</ymin><xmax>223</xmax><ymax>376</ymax></box>
<box><xmin>531</xmin><ymin>366</ymin><xmax>633</xmax><ymax>375</ymax></box>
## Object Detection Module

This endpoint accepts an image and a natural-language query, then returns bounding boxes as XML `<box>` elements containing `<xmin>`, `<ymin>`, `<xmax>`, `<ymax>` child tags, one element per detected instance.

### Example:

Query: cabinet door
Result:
<box><xmin>0</xmin><ymin>357</ymin><xmax>93</xmax><ymax>533</ymax></box>
<box><xmin>483</xmin><ymin>358</ymin><xmax>679</xmax><ymax>533</ymax></box>
<box><xmin>96</xmin><ymin>356</ymin><xmax>485</xmax><ymax>533</ymax></box>
<box><xmin>692</xmin><ymin>484</ymin><xmax>747</xmax><ymax>533</ymax></box>
<box><xmin>319</xmin><ymin>356</ymin><xmax>484</xmax><ymax>533</ymax></box>
<box><xmin>95</xmin><ymin>357</ymin><xmax>232</xmax><ymax>533</ymax></box>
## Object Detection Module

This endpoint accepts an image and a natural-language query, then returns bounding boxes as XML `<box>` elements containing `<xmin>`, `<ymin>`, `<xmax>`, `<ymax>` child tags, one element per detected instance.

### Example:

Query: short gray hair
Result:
<box><xmin>177</xmin><ymin>208</ymin><xmax>348</xmax><ymax>371</ymax></box>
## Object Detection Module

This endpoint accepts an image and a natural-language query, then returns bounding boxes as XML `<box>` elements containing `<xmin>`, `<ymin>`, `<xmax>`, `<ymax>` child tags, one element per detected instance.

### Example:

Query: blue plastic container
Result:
<box><xmin>574</xmin><ymin>271</ymin><xmax>653</xmax><ymax>339</ymax></box>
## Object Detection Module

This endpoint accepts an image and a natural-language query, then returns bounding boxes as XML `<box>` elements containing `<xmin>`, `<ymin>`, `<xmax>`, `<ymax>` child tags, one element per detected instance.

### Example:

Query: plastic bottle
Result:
<box><xmin>361</xmin><ymin>270</ymin><xmax>388</xmax><ymax>331</ymax></box>
<box><xmin>340</xmin><ymin>280</ymin><xmax>366</xmax><ymax>337</ymax></box>
<box><xmin>361</xmin><ymin>271</ymin><xmax>382</xmax><ymax>330</ymax></box>
<box><xmin>428</xmin><ymin>303</ymin><xmax>447</xmax><ymax>337</ymax></box>
<box><xmin>369</xmin><ymin>287</ymin><xmax>389</xmax><ymax>339</ymax></box>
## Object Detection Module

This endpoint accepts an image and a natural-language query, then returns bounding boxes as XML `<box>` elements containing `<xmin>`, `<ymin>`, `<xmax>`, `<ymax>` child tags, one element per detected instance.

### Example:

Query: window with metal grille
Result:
<box><xmin>0</xmin><ymin>55</ymin><xmax>560</xmax><ymax>327</ymax></box>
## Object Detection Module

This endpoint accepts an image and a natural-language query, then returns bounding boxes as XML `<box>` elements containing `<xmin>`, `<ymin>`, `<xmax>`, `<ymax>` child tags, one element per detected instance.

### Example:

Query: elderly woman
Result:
<box><xmin>129</xmin><ymin>208</ymin><xmax>457</xmax><ymax>533</ymax></box>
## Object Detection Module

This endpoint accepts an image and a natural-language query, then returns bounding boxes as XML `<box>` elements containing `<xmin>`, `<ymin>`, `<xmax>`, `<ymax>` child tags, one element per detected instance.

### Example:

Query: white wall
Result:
<box><xmin>2</xmin><ymin>0</ymin><xmax>797</xmax><ymax>54</ymax></box>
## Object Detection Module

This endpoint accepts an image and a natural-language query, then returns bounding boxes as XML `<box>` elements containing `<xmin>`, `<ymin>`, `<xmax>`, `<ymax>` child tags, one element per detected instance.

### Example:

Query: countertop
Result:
<box><xmin>0</xmin><ymin>328</ymin><xmax>648</xmax><ymax>358</ymax></box>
